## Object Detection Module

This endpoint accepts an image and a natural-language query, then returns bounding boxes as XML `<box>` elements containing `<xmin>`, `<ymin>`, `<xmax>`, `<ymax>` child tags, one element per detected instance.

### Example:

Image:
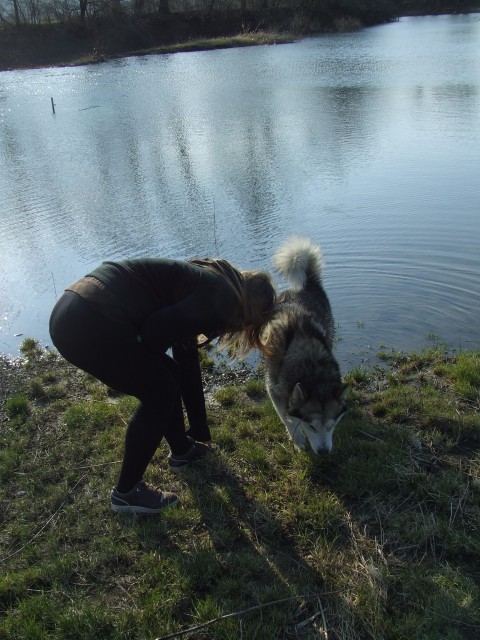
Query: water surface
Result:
<box><xmin>1</xmin><ymin>13</ymin><xmax>479</xmax><ymax>368</ymax></box>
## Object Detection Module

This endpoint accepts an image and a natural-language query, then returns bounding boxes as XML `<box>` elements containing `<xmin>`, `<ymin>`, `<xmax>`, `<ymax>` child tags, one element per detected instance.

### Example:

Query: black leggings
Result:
<box><xmin>49</xmin><ymin>291</ymin><xmax>211</xmax><ymax>492</ymax></box>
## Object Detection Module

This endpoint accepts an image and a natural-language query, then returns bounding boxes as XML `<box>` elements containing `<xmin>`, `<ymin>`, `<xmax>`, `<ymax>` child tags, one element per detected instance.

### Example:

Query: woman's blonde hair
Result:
<box><xmin>189</xmin><ymin>258</ymin><xmax>276</xmax><ymax>358</ymax></box>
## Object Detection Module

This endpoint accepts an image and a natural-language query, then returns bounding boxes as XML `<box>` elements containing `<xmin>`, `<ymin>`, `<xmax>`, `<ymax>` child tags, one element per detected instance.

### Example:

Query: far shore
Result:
<box><xmin>2</xmin><ymin>4</ymin><xmax>479</xmax><ymax>73</ymax></box>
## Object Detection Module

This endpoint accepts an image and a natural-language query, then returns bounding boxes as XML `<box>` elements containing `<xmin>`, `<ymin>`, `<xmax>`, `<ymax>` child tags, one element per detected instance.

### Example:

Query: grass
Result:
<box><xmin>0</xmin><ymin>341</ymin><xmax>479</xmax><ymax>639</ymax></box>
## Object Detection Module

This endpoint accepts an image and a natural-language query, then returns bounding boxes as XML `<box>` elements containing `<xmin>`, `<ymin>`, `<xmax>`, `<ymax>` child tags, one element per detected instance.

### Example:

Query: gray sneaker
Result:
<box><xmin>111</xmin><ymin>480</ymin><xmax>179</xmax><ymax>514</ymax></box>
<box><xmin>168</xmin><ymin>437</ymin><xmax>212</xmax><ymax>472</ymax></box>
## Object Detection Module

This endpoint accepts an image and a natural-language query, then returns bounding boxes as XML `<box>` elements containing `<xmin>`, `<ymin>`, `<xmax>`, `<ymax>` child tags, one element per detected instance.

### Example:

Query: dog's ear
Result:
<box><xmin>334</xmin><ymin>383</ymin><xmax>348</xmax><ymax>399</ymax></box>
<box><xmin>289</xmin><ymin>382</ymin><xmax>306</xmax><ymax>409</ymax></box>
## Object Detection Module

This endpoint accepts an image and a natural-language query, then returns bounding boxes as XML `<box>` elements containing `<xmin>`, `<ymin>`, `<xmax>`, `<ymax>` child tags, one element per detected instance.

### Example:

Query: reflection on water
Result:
<box><xmin>1</xmin><ymin>14</ymin><xmax>480</xmax><ymax>368</ymax></box>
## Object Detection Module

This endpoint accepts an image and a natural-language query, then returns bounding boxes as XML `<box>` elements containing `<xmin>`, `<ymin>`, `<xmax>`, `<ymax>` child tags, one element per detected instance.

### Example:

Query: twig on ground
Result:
<box><xmin>155</xmin><ymin>593</ymin><xmax>332</xmax><ymax>640</ymax></box>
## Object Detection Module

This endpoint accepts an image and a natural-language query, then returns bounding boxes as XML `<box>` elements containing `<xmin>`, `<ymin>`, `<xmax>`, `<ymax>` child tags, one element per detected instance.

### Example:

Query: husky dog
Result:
<box><xmin>263</xmin><ymin>236</ymin><xmax>347</xmax><ymax>454</ymax></box>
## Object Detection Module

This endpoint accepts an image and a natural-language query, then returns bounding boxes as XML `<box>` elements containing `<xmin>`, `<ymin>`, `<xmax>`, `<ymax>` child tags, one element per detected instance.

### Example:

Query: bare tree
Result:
<box><xmin>12</xmin><ymin>0</ymin><xmax>21</xmax><ymax>25</ymax></box>
<box><xmin>26</xmin><ymin>0</ymin><xmax>41</xmax><ymax>22</ymax></box>
<box><xmin>133</xmin><ymin>0</ymin><xmax>144</xmax><ymax>16</ymax></box>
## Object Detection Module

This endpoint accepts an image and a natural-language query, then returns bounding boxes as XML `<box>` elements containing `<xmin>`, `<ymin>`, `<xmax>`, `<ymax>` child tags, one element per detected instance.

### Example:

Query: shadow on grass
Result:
<box><xmin>168</xmin><ymin>453</ymin><xmax>342</xmax><ymax>637</ymax></box>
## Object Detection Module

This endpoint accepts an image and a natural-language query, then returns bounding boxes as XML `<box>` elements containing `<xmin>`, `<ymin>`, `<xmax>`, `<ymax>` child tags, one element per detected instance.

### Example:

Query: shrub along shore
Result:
<box><xmin>0</xmin><ymin>338</ymin><xmax>479</xmax><ymax>639</ymax></box>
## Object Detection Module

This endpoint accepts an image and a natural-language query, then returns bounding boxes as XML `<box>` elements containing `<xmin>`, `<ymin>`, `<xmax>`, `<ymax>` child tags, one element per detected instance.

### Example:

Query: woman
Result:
<box><xmin>49</xmin><ymin>256</ymin><xmax>276</xmax><ymax>514</ymax></box>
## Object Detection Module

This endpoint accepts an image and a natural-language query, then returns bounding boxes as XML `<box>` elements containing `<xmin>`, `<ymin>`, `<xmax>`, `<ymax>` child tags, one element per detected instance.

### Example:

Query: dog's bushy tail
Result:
<box><xmin>273</xmin><ymin>235</ymin><xmax>324</xmax><ymax>290</ymax></box>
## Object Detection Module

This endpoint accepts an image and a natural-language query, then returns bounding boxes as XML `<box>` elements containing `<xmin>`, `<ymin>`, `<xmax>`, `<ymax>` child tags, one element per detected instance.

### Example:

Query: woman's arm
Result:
<box><xmin>172</xmin><ymin>340</ymin><xmax>211</xmax><ymax>443</ymax></box>
<box><xmin>140</xmin><ymin>277</ymin><xmax>237</xmax><ymax>353</ymax></box>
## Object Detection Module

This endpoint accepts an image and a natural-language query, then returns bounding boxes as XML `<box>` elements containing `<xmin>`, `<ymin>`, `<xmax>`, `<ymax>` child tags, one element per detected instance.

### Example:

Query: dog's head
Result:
<box><xmin>287</xmin><ymin>381</ymin><xmax>347</xmax><ymax>454</ymax></box>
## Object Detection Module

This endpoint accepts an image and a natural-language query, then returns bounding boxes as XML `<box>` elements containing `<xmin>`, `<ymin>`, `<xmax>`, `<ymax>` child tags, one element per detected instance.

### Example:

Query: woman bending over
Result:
<box><xmin>49</xmin><ymin>256</ymin><xmax>276</xmax><ymax>514</ymax></box>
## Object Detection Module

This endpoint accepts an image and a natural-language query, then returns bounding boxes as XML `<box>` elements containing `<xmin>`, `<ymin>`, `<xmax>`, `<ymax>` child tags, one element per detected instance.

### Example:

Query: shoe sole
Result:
<box><xmin>111</xmin><ymin>497</ymin><xmax>179</xmax><ymax>514</ymax></box>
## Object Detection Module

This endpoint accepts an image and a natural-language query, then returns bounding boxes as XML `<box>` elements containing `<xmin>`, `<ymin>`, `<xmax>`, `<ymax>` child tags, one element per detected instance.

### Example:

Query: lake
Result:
<box><xmin>1</xmin><ymin>13</ymin><xmax>479</xmax><ymax>370</ymax></box>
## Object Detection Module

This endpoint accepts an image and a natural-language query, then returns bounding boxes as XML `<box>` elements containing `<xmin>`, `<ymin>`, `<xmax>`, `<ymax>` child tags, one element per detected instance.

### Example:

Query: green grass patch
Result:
<box><xmin>213</xmin><ymin>385</ymin><xmax>238</xmax><ymax>407</ymax></box>
<box><xmin>0</xmin><ymin>346</ymin><xmax>479</xmax><ymax>639</ymax></box>
<box><xmin>4</xmin><ymin>394</ymin><xmax>29</xmax><ymax>419</ymax></box>
<box><xmin>436</xmin><ymin>351</ymin><xmax>480</xmax><ymax>401</ymax></box>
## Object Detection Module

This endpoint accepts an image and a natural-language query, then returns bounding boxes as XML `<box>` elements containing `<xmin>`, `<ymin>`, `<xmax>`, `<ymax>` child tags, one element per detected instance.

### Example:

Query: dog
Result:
<box><xmin>262</xmin><ymin>236</ymin><xmax>347</xmax><ymax>454</ymax></box>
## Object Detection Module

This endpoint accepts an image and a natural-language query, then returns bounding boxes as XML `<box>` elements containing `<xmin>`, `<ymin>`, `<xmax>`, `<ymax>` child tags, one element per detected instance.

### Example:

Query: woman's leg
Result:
<box><xmin>115</xmin><ymin>389</ymin><xmax>188</xmax><ymax>492</ymax></box>
<box><xmin>50</xmin><ymin>292</ymin><xmax>192</xmax><ymax>492</ymax></box>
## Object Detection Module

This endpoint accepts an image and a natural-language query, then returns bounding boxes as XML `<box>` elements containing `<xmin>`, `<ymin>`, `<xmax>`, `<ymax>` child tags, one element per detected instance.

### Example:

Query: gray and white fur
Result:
<box><xmin>263</xmin><ymin>236</ymin><xmax>347</xmax><ymax>453</ymax></box>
